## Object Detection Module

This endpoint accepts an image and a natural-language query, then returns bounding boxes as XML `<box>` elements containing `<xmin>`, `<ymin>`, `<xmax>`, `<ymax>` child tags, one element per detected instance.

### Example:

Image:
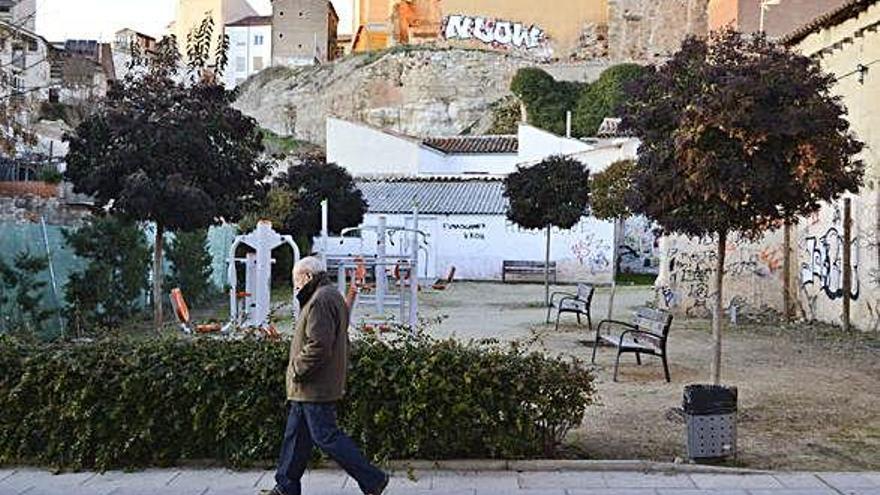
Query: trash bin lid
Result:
<box><xmin>683</xmin><ymin>384</ymin><xmax>738</xmax><ymax>415</ymax></box>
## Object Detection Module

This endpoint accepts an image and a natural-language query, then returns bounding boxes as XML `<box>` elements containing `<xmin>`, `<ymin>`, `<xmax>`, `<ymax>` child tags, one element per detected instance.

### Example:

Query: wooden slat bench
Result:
<box><xmin>546</xmin><ymin>283</ymin><xmax>595</xmax><ymax>331</ymax></box>
<box><xmin>502</xmin><ymin>260</ymin><xmax>557</xmax><ymax>283</ymax></box>
<box><xmin>591</xmin><ymin>307</ymin><xmax>674</xmax><ymax>382</ymax></box>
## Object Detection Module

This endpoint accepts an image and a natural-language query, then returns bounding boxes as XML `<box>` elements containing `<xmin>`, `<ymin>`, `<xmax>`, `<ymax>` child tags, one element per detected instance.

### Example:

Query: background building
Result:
<box><xmin>224</xmin><ymin>15</ymin><xmax>271</xmax><ymax>87</ymax></box>
<box><xmin>174</xmin><ymin>0</ymin><xmax>258</xmax><ymax>57</ymax></box>
<box><xmin>708</xmin><ymin>0</ymin><xmax>847</xmax><ymax>37</ymax></box>
<box><xmin>0</xmin><ymin>0</ymin><xmax>36</xmax><ymax>31</ymax></box>
<box><xmin>271</xmin><ymin>0</ymin><xmax>339</xmax><ymax>65</ymax></box>
<box><xmin>113</xmin><ymin>28</ymin><xmax>157</xmax><ymax>55</ymax></box>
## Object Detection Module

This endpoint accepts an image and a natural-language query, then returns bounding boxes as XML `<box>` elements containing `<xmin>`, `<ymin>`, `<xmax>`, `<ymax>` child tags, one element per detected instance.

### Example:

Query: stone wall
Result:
<box><xmin>235</xmin><ymin>48</ymin><xmax>540</xmax><ymax>145</ymax></box>
<box><xmin>607</xmin><ymin>0</ymin><xmax>709</xmax><ymax>61</ymax></box>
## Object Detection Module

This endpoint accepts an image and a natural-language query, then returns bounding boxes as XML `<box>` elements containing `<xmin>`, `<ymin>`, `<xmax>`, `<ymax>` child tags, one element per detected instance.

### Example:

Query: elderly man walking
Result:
<box><xmin>263</xmin><ymin>257</ymin><xmax>389</xmax><ymax>495</ymax></box>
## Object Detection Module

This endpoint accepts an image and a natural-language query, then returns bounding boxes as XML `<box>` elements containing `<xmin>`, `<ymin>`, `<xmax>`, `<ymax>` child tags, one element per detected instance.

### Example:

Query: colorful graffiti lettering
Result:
<box><xmin>570</xmin><ymin>235</ymin><xmax>611</xmax><ymax>274</ymax></box>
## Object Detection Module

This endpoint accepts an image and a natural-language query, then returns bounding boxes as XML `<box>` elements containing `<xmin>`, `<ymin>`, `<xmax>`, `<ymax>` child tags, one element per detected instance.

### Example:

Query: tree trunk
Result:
<box><xmin>153</xmin><ymin>222</ymin><xmax>165</xmax><ymax>331</ymax></box>
<box><xmin>711</xmin><ymin>230</ymin><xmax>727</xmax><ymax>385</ymax></box>
<box><xmin>783</xmin><ymin>221</ymin><xmax>792</xmax><ymax>320</ymax></box>
<box><xmin>544</xmin><ymin>225</ymin><xmax>551</xmax><ymax>308</ymax></box>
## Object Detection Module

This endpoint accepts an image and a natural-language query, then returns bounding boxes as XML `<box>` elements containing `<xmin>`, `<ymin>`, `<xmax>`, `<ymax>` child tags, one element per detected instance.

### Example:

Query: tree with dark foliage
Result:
<box><xmin>64</xmin><ymin>18</ymin><xmax>268</xmax><ymax>329</ymax></box>
<box><xmin>504</xmin><ymin>155</ymin><xmax>591</xmax><ymax>307</ymax></box>
<box><xmin>274</xmin><ymin>154</ymin><xmax>367</xmax><ymax>252</ymax></box>
<box><xmin>620</xmin><ymin>30</ymin><xmax>864</xmax><ymax>384</ymax></box>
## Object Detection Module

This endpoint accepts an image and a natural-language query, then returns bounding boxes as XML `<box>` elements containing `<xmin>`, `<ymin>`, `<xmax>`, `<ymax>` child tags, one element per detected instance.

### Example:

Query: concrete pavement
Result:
<box><xmin>2</xmin><ymin>468</ymin><xmax>879</xmax><ymax>495</ymax></box>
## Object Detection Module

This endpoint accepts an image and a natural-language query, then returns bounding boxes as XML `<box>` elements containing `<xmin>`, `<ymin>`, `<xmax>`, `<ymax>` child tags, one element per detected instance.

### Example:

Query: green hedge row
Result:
<box><xmin>0</xmin><ymin>332</ymin><xmax>595</xmax><ymax>470</ymax></box>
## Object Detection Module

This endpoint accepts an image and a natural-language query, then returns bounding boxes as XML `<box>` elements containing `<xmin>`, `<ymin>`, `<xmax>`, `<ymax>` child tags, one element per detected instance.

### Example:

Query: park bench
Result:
<box><xmin>502</xmin><ymin>260</ymin><xmax>557</xmax><ymax>283</ymax></box>
<box><xmin>591</xmin><ymin>307</ymin><xmax>673</xmax><ymax>383</ymax></box>
<box><xmin>546</xmin><ymin>283</ymin><xmax>595</xmax><ymax>331</ymax></box>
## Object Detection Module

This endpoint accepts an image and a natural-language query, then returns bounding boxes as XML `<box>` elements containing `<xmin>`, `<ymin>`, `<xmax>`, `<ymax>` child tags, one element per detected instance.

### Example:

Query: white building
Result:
<box><xmin>0</xmin><ymin>20</ymin><xmax>51</xmax><ymax>103</ymax></box>
<box><xmin>317</xmin><ymin>117</ymin><xmax>657</xmax><ymax>281</ymax></box>
<box><xmin>224</xmin><ymin>15</ymin><xmax>272</xmax><ymax>88</ymax></box>
<box><xmin>321</xmin><ymin>178</ymin><xmax>616</xmax><ymax>283</ymax></box>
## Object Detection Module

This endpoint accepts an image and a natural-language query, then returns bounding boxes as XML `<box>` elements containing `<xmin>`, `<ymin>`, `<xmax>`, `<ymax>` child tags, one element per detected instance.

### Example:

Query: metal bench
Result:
<box><xmin>591</xmin><ymin>307</ymin><xmax>673</xmax><ymax>382</ymax></box>
<box><xmin>546</xmin><ymin>283</ymin><xmax>594</xmax><ymax>331</ymax></box>
<box><xmin>502</xmin><ymin>260</ymin><xmax>557</xmax><ymax>283</ymax></box>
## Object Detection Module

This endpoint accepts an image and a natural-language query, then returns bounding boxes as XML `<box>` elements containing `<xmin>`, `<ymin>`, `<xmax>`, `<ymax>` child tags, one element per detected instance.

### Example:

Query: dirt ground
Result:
<box><xmin>413</xmin><ymin>282</ymin><xmax>880</xmax><ymax>471</ymax></box>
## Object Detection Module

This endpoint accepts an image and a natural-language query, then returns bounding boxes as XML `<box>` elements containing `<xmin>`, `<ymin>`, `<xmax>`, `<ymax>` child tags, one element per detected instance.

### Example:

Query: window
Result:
<box><xmin>28</xmin><ymin>40</ymin><xmax>38</xmax><ymax>52</ymax></box>
<box><xmin>254</xmin><ymin>35</ymin><xmax>264</xmax><ymax>46</ymax></box>
<box><xmin>253</xmin><ymin>56</ymin><xmax>263</xmax><ymax>71</ymax></box>
<box><xmin>235</xmin><ymin>56</ymin><xmax>246</xmax><ymax>72</ymax></box>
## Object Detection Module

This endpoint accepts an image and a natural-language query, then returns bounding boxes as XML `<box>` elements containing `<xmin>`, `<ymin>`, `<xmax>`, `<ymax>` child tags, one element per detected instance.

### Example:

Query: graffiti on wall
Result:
<box><xmin>570</xmin><ymin>233</ymin><xmax>611</xmax><ymax>275</ymax></box>
<box><xmin>442</xmin><ymin>15</ymin><xmax>547</xmax><ymax>51</ymax></box>
<box><xmin>620</xmin><ymin>217</ymin><xmax>659</xmax><ymax>274</ymax></box>
<box><xmin>443</xmin><ymin>222</ymin><xmax>487</xmax><ymax>240</ymax></box>
<box><xmin>666</xmin><ymin>247</ymin><xmax>715</xmax><ymax>317</ymax></box>
<box><xmin>800</xmin><ymin>227</ymin><xmax>859</xmax><ymax>301</ymax></box>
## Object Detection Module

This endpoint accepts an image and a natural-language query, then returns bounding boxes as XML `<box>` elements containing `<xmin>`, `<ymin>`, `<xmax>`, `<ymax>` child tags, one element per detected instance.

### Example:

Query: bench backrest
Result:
<box><xmin>576</xmin><ymin>283</ymin><xmax>595</xmax><ymax>304</ymax></box>
<box><xmin>503</xmin><ymin>260</ymin><xmax>557</xmax><ymax>270</ymax></box>
<box><xmin>630</xmin><ymin>307</ymin><xmax>673</xmax><ymax>348</ymax></box>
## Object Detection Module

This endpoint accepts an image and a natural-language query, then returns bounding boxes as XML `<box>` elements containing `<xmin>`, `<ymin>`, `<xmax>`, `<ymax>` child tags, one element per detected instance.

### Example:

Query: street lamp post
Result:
<box><xmin>759</xmin><ymin>0</ymin><xmax>782</xmax><ymax>34</ymax></box>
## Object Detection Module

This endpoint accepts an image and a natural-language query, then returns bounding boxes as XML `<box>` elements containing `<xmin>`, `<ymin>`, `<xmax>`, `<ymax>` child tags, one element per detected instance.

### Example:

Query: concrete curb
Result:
<box><xmin>374</xmin><ymin>459</ymin><xmax>770</xmax><ymax>475</ymax></box>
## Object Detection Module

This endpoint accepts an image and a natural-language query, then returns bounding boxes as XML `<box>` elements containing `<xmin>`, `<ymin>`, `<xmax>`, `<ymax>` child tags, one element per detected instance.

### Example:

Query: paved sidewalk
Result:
<box><xmin>2</xmin><ymin>468</ymin><xmax>880</xmax><ymax>495</ymax></box>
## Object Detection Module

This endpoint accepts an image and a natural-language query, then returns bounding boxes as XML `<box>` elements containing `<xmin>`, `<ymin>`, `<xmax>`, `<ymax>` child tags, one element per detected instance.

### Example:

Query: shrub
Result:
<box><xmin>0</xmin><ymin>253</ymin><xmax>52</xmax><ymax>336</ymax></box>
<box><xmin>511</xmin><ymin>68</ymin><xmax>585</xmax><ymax>136</ymax></box>
<box><xmin>166</xmin><ymin>228</ymin><xmax>216</xmax><ymax>306</ymax></box>
<box><xmin>64</xmin><ymin>216</ymin><xmax>150</xmax><ymax>333</ymax></box>
<box><xmin>573</xmin><ymin>64</ymin><xmax>646</xmax><ymax>137</ymax></box>
<box><xmin>0</xmin><ymin>331</ymin><xmax>595</xmax><ymax>470</ymax></box>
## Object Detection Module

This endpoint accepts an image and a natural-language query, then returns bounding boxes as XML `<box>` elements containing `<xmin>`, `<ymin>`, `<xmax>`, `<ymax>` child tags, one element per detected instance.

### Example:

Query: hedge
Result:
<box><xmin>0</xmin><ymin>331</ymin><xmax>595</xmax><ymax>470</ymax></box>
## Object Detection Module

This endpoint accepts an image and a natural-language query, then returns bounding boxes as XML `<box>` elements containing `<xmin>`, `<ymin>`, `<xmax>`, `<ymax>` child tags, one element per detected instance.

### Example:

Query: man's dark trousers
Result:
<box><xmin>275</xmin><ymin>401</ymin><xmax>385</xmax><ymax>495</ymax></box>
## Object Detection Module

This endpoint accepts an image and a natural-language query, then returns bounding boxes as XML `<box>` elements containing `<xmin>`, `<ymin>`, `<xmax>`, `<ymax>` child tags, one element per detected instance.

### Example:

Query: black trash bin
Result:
<box><xmin>683</xmin><ymin>384</ymin><xmax>738</xmax><ymax>460</ymax></box>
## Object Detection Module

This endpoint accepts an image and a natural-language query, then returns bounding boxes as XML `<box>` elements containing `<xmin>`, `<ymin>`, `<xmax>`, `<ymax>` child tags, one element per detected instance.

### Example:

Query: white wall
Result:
<box><xmin>517</xmin><ymin>124</ymin><xmax>593</xmax><ymax>163</ymax></box>
<box><xmin>327</xmin><ymin>118</ymin><xmax>424</xmax><ymax>176</ymax></box>
<box><xmin>224</xmin><ymin>24</ymin><xmax>272</xmax><ymax>88</ymax></box>
<box><xmin>319</xmin><ymin>212</ymin><xmax>615</xmax><ymax>283</ymax></box>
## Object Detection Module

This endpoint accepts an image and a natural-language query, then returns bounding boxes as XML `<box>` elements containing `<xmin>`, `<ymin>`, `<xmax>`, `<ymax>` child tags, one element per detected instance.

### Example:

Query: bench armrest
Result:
<box><xmin>597</xmin><ymin>319</ymin><xmax>638</xmax><ymax>334</ymax></box>
<box><xmin>618</xmin><ymin>328</ymin><xmax>665</xmax><ymax>346</ymax></box>
<box><xmin>550</xmin><ymin>291</ymin><xmax>576</xmax><ymax>306</ymax></box>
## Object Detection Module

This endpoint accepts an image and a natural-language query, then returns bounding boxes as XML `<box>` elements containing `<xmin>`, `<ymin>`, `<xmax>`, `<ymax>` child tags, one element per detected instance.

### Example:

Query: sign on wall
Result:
<box><xmin>441</xmin><ymin>14</ymin><xmax>547</xmax><ymax>51</ymax></box>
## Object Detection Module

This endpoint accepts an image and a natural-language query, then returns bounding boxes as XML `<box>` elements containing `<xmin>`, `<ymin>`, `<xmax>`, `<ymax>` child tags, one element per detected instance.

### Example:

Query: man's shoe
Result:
<box><xmin>258</xmin><ymin>487</ymin><xmax>285</xmax><ymax>495</ymax></box>
<box><xmin>370</xmin><ymin>474</ymin><xmax>390</xmax><ymax>495</ymax></box>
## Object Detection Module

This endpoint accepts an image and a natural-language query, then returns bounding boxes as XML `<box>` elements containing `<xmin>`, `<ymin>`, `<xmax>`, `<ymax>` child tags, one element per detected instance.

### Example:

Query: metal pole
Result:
<box><xmin>759</xmin><ymin>2</ymin><xmax>766</xmax><ymax>33</ymax></box>
<box><xmin>409</xmin><ymin>204</ymin><xmax>419</xmax><ymax>328</ymax></box>
<box><xmin>843</xmin><ymin>198</ymin><xmax>852</xmax><ymax>332</ymax></box>
<box><xmin>321</xmin><ymin>199</ymin><xmax>329</xmax><ymax>264</ymax></box>
<box><xmin>40</xmin><ymin>216</ymin><xmax>64</xmax><ymax>337</ymax></box>
<box><xmin>376</xmin><ymin>216</ymin><xmax>387</xmax><ymax>315</ymax></box>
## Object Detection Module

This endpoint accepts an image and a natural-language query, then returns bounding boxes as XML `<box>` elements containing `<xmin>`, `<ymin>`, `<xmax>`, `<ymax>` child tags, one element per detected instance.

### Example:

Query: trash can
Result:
<box><xmin>683</xmin><ymin>384</ymin><xmax>738</xmax><ymax>460</ymax></box>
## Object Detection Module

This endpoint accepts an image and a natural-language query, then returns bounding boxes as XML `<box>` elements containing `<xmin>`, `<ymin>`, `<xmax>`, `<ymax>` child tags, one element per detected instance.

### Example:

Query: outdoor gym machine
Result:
<box><xmin>319</xmin><ymin>201</ymin><xmax>427</xmax><ymax>328</ymax></box>
<box><xmin>224</xmin><ymin>221</ymin><xmax>301</xmax><ymax>332</ymax></box>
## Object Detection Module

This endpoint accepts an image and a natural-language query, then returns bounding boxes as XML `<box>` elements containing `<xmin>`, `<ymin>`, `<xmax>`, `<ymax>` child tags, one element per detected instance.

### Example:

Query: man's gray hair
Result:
<box><xmin>294</xmin><ymin>256</ymin><xmax>326</xmax><ymax>275</ymax></box>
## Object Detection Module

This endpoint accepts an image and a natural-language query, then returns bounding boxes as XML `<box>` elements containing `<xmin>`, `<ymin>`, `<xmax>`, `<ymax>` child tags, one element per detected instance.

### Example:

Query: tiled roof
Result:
<box><xmin>227</xmin><ymin>15</ymin><xmax>273</xmax><ymax>27</ymax></box>
<box><xmin>782</xmin><ymin>0</ymin><xmax>878</xmax><ymax>45</ymax></box>
<box><xmin>422</xmin><ymin>135</ymin><xmax>518</xmax><ymax>154</ymax></box>
<box><xmin>357</xmin><ymin>178</ymin><xmax>506</xmax><ymax>215</ymax></box>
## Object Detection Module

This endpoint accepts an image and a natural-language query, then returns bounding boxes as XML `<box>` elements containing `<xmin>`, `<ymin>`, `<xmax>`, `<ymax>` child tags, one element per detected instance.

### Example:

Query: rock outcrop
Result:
<box><xmin>234</xmin><ymin>47</ymin><xmax>544</xmax><ymax>145</ymax></box>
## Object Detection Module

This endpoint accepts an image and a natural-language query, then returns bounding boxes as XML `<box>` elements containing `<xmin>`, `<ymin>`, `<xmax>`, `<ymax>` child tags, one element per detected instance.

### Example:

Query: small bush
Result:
<box><xmin>166</xmin><ymin>228</ymin><xmax>216</xmax><ymax>305</ymax></box>
<box><xmin>63</xmin><ymin>216</ymin><xmax>150</xmax><ymax>333</ymax></box>
<box><xmin>0</xmin><ymin>331</ymin><xmax>595</xmax><ymax>470</ymax></box>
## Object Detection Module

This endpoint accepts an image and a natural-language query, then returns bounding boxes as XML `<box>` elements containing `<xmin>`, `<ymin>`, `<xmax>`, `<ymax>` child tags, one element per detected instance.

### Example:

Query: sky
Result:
<box><xmin>35</xmin><ymin>0</ymin><xmax>354</xmax><ymax>42</ymax></box>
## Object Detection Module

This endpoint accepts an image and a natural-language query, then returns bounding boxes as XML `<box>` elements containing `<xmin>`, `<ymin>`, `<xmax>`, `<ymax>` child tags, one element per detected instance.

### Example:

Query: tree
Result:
<box><xmin>64</xmin><ymin>216</ymin><xmax>151</xmax><ymax>333</ymax></box>
<box><xmin>504</xmin><ymin>155</ymin><xmax>591</xmax><ymax>307</ymax></box>
<box><xmin>64</xmin><ymin>18</ymin><xmax>268</xmax><ymax>329</ymax></box>
<box><xmin>591</xmin><ymin>159</ymin><xmax>637</xmax><ymax>319</ymax></box>
<box><xmin>573</xmin><ymin>64</ymin><xmax>647</xmax><ymax>137</ymax></box>
<box><xmin>620</xmin><ymin>30</ymin><xmax>864</xmax><ymax>384</ymax></box>
<box><xmin>273</xmin><ymin>154</ymin><xmax>367</xmax><ymax>252</ymax></box>
<box><xmin>166</xmin><ymin>228</ymin><xmax>216</xmax><ymax>306</ymax></box>
<box><xmin>510</xmin><ymin>68</ymin><xmax>584</xmax><ymax>136</ymax></box>
<box><xmin>0</xmin><ymin>252</ymin><xmax>51</xmax><ymax>336</ymax></box>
